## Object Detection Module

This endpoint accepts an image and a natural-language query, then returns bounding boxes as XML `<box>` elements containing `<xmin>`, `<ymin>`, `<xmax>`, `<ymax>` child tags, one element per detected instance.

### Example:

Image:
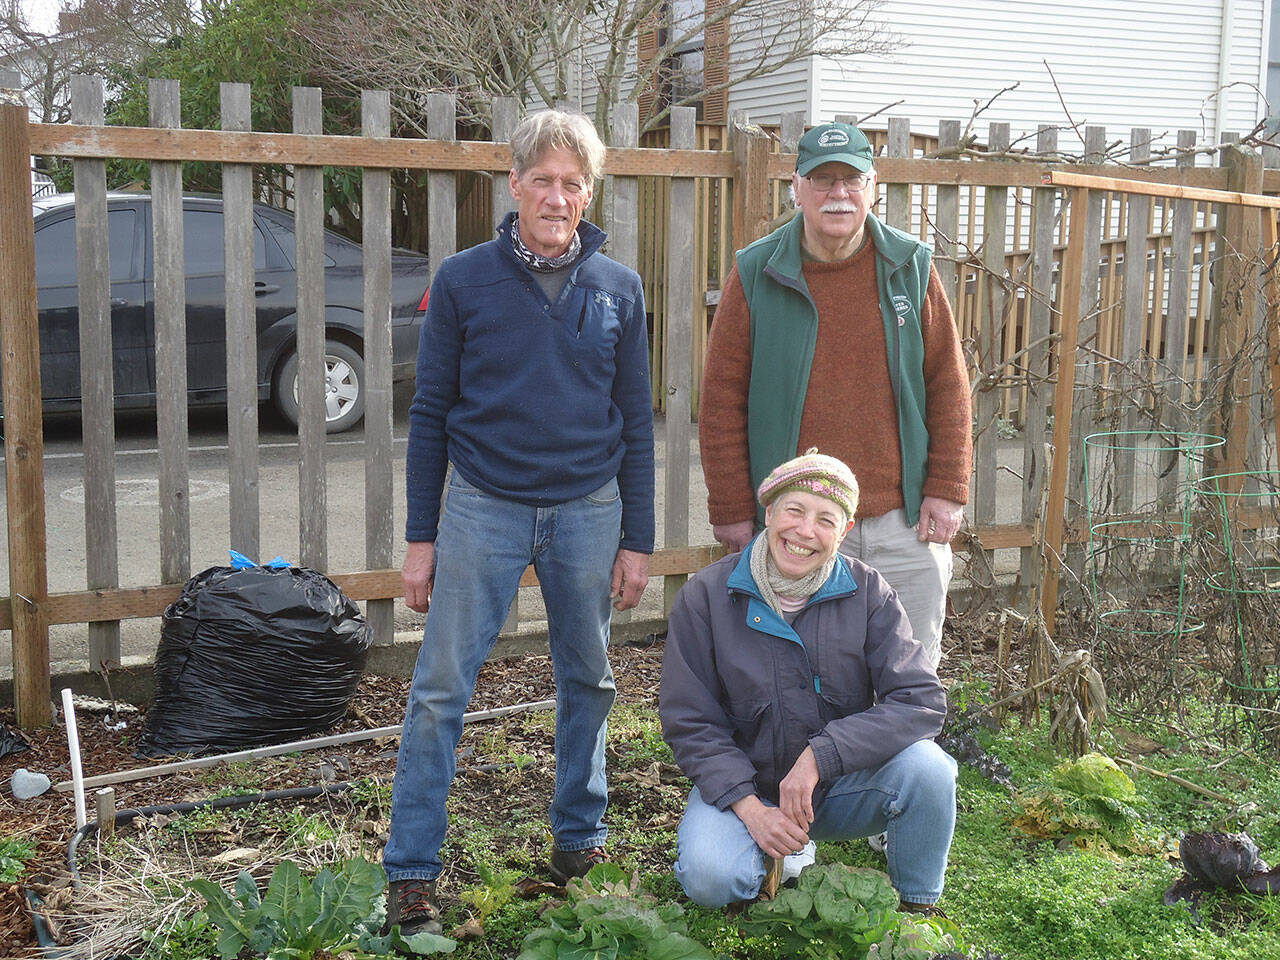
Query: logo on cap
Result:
<box><xmin>817</xmin><ymin>129</ymin><xmax>850</xmax><ymax>147</ymax></box>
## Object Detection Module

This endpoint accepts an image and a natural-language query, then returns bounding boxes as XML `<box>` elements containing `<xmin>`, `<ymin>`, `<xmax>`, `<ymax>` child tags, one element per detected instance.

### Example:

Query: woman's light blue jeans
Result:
<box><xmin>673</xmin><ymin>739</ymin><xmax>957</xmax><ymax>906</ymax></box>
<box><xmin>383</xmin><ymin>472</ymin><xmax>622</xmax><ymax>882</ymax></box>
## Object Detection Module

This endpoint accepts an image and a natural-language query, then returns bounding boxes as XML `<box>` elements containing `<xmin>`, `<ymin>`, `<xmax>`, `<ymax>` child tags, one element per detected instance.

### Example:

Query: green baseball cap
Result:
<box><xmin>796</xmin><ymin>122</ymin><xmax>874</xmax><ymax>176</ymax></box>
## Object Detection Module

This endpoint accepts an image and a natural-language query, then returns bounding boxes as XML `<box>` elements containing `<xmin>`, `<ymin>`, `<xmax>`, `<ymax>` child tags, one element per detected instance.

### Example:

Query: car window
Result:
<box><xmin>35</xmin><ymin>209</ymin><xmax>138</xmax><ymax>287</ymax></box>
<box><xmin>259</xmin><ymin>211</ymin><xmax>337</xmax><ymax>268</ymax></box>
<box><xmin>182</xmin><ymin>209</ymin><xmax>267</xmax><ymax>275</ymax></box>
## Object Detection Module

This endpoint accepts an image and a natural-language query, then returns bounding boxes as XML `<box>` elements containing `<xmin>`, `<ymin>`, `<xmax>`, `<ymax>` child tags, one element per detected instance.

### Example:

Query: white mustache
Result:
<box><xmin>819</xmin><ymin>202</ymin><xmax>857</xmax><ymax>214</ymax></box>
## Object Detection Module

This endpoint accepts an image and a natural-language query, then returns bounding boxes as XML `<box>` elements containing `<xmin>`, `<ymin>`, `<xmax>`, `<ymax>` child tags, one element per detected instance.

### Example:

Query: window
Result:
<box><xmin>34</xmin><ymin>209</ymin><xmax>138</xmax><ymax>288</ymax></box>
<box><xmin>182</xmin><ymin>208</ymin><xmax>267</xmax><ymax>275</ymax></box>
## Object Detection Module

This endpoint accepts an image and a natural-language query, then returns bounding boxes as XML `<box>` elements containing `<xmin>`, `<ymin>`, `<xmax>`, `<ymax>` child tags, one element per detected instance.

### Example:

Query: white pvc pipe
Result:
<box><xmin>61</xmin><ymin>688</ymin><xmax>88</xmax><ymax>828</ymax></box>
<box><xmin>54</xmin><ymin>696</ymin><xmax>558</xmax><ymax>793</ymax></box>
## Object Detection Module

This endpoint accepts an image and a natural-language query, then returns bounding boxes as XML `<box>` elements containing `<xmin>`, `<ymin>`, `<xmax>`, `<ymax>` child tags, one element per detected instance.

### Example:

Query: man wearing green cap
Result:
<box><xmin>699</xmin><ymin>120</ymin><xmax>972</xmax><ymax>668</ymax></box>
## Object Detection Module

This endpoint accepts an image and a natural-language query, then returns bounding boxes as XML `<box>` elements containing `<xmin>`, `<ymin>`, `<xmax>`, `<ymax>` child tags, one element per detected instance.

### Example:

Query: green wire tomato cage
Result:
<box><xmin>1083</xmin><ymin>432</ymin><xmax>1225</xmax><ymax>675</ymax></box>
<box><xmin>1192</xmin><ymin>470</ymin><xmax>1280</xmax><ymax>695</ymax></box>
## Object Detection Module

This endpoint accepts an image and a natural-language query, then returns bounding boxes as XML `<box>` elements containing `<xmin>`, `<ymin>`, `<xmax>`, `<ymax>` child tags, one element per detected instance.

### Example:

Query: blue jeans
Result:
<box><xmin>673</xmin><ymin>740</ymin><xmax>957</xmax><ymax>906</ymax></box>
<box><xmin>383</xmin><ymin>472</ymin><xmax>622</xmax><ymax>882</ymax></box>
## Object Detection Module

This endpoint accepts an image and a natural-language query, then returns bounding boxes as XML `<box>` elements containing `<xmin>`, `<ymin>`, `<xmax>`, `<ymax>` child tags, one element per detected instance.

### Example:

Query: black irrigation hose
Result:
<box><xmin>66</xmin><ymin>779</ymin><xmax>370</xmax><ymax>886</ymax></box>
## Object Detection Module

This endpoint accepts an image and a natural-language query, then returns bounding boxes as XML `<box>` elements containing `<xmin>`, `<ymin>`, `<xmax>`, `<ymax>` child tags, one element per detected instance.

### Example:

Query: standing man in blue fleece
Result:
<box><xmin>382</xmin><ymin>109</ymin><xmax>655</xmax><ymax>938</ymax></box>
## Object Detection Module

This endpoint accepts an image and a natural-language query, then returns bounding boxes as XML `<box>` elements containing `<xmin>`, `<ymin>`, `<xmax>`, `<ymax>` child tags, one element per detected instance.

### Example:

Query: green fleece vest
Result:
<box><xmin>735</xmin><ymin>211</ymin><xmax>932</xmax><ymax>526</ymax></box>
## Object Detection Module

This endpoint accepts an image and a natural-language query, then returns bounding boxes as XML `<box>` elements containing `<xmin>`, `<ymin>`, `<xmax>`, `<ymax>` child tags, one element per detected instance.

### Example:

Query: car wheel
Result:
<box><xmin>273</xmin><ymin>338</ymin><xmax>365</xmax><ymax>434</ymax></box>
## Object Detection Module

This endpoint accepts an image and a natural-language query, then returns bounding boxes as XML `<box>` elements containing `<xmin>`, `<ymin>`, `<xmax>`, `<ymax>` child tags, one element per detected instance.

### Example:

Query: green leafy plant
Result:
<box><xmin>460</xmin><ymin>861</ymin><xmax>520</xmax><ymax>926</ymax></box>
<box><xmin>739</xmin><ymin>864</ymin><xmax>915</xmax><ymax>959</ymax></box>
<box><xmin>0</xmin><ymin>837</ymin><xmax>35</xmax><ymax>884</ymax></box>
<box><xmin>187</xmin><ymin>857</ymin><xmax>455</xmax><ymax>959</ymax></box>
<box><xmin>866</xmin><ymin>914</ymin><xmax>960</xmax><ymax>959</ymax></box>
<box><xmin>517</xmin><ymin>862</ymin><xmax>714</xmax><ymax>960</ymax></box>
<box><xmin>1012</xmin><ymin>752</ymin><xmax>1164</xmax><ymax>856</ymax></box>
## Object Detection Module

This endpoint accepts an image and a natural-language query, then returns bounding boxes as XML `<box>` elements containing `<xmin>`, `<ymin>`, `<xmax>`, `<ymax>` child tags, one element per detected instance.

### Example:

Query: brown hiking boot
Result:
<box><xmin>386</xmin><ymin>878</ymin><xmax>442</xmax><ymax>937</ymax></box>
<box><xmin>899</xmin><ymin>900</ymin><xmax>948</xmax><ymax>919</ymax></box>
<box><xmin>549</xmin><ymin>845</ymin><xmax>608</xmax><ymax>884</ymax></box>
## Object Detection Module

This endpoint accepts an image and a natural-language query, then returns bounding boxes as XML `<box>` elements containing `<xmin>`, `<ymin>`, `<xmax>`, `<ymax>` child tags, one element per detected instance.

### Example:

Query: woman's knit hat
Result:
<box><xmin>757</xmin><ymin>448</ymin><xmax>859</xmax><ymax>521</ymax></box>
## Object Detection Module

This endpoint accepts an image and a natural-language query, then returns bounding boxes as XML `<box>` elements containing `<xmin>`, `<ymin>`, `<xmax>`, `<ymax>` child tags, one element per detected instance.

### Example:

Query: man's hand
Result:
<box><xmin>778</xmin><ymin>747</ymin><xmax>820</xmax><ymax>830</ymax></box>
<box><xmin>610</xmin><ymin>549</ymin><xmax>649</xmax><ymax>611</ymax></box>
<box><xmin>917</xmin><ymin>496</ymin><xmax>964</xmax><ymax>544</ymax></box>
<box><xmin>731</xmin><ymin>795</ymin><xmax>811</xmax><ymax>860</ymax></box>
<box><xmin>402</xmin><ymin>541</ymin><xmax>436</xmax><ymax>613</ymax></box>
<box><xmin>712</xmin><ymin>520</ymin><xmax>755</xmax><ymax>553</ymax></box>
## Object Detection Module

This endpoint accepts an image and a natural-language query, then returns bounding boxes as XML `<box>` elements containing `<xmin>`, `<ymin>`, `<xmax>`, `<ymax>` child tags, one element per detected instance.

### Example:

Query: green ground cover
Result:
<box><xmin>23</xmin><ymin>693</ymin><xmax>1280</xmax><ymax>960</ymax></box>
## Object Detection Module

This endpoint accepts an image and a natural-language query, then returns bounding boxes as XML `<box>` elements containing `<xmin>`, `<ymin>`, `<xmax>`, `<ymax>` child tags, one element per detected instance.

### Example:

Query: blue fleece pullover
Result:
<box><xmin>405</xmin><ymin>213</ymin><xmax>655</xmax><ymax>553</ymax></box>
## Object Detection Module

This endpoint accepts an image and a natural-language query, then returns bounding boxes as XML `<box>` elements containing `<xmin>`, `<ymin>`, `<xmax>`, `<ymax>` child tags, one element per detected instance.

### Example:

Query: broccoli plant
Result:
<box><xmin>516</xmin><ymin>863</ymin><xmax>713</xmax><ymax>960</ymax></box>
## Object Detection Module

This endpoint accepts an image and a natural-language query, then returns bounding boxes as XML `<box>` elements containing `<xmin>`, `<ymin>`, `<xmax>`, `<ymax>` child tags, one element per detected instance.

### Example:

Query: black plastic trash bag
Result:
<box><xmin>136</xmin><ymin>564</ymin><xmax>372</xmax><ymax>758</ymax></box>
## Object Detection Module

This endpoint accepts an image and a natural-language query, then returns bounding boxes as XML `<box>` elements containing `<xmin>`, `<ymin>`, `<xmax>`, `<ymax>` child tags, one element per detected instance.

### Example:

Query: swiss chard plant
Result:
<box><xmin>516</xmin><ymin>862</ymin><xmax>714</xmax><ymax>960</ymax></box>
<box><xmin>739</xmin><ymin>864</ymin><xmax>958</xmax><ymax>960</ymax></box>
<box><xmin>187</xmin><ymin>857</ymin><xmax>455</xmax><ymax>959</ymax></box>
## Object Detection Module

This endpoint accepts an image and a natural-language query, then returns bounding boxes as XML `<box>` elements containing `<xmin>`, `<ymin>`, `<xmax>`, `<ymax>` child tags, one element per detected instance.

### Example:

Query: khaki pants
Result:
<box><xmin>839</xmin><ymin>507</ymin><xmax>951</xmax><ymax>667</ymax></box>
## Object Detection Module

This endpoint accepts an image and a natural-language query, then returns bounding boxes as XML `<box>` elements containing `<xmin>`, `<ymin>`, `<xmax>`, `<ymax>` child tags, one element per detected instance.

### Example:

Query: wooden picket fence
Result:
<box><xmin>3</xmin><ymin>76</ymin><xmax>1280</xmax><ymax>727</ymax></box>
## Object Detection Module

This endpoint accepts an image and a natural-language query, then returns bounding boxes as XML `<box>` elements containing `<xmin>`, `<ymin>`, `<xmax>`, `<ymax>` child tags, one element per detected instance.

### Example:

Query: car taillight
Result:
<box><xmin>416</xmin><ymin>288</ymin><xmax>430</xmax><ymax>313</ymax></box>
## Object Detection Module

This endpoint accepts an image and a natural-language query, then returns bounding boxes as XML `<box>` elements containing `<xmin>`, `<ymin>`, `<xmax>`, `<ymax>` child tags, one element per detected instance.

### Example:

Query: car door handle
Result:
<box><xmin>255</xmin><ymin>282</ymin><xmax>280</xmax><ymax>295</ymax></box>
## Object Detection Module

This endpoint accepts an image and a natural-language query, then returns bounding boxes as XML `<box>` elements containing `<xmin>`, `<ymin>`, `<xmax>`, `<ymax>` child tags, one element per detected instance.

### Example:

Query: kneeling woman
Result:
<box><xmin>659</xmin><ymin>450</ymin><xmax>956</xmax><ymax>911</ymax></box>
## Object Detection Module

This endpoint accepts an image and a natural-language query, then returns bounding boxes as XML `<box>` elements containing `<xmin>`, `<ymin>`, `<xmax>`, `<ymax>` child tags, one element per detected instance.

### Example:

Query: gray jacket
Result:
<box><xmin>659</xmin><ymin>541</ymin><xmax>946</xmax><ymax>811</ymax></box>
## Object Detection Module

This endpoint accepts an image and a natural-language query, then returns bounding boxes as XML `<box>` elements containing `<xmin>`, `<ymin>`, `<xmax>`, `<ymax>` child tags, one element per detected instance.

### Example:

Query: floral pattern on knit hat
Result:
<box><xmin>756</xmin><ymin>447</ymin><xmax>859</xmax><ymax>521</ymax></box>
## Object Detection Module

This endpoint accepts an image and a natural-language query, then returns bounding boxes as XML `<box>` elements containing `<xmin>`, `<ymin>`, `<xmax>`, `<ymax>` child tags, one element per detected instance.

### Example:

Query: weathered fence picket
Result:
<box><xmin>70</xmin><ymin>76</ymin><xmax>119</xmax><ymax>673</ymax></box>
<box><xmin>222</xmin><ymin>81</ymin><xmax>260</xmax><ymax>561</ymax></box>
<box><xmin>362</xmin><ymin>89</ymin><xmax>395</xmax><ymax>647</ymax></box>
<box><xmin>150</xmin><ymin>78</ymin><xmax>191</xmax><ymax>589</ymax></box>
<box><xmin>294</xmin><ymin>87</ymin><xmax>328</xmax><ymax>570</ymax></box>
<box><xmin>663</xmin><ymin>107</ymin><xmax>697</xmax><ymax>613</ymax></box>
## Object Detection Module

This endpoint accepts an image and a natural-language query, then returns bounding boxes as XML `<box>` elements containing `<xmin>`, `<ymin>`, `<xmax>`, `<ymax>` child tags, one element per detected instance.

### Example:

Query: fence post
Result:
<box><xmin>362</xmin><ymin>89</ymin><xmax>395</xmax><ymax>646</ymax></box>
<box><xmin>1021</xmin><ymin>125</ymin><xmax>1057</xmax><ymax>590</ymax></box>
<box><xmin>664</xmin><ymin>106</ymin><xmax>697</xmax><ymax>614</ymax></box>
<box><xmin>1065</xmin><ymin>125</ymin><xmax>1107</xmax><ymax>584</ymax></box>
<box><xmin>1042</xmin><ymin>186</ymin><xmax>1091</xmax><ymax>636</ymax></box>
<box><xmin>730</xmin><ymin>112</ymin><xmax>770</xmax><ymax>251</ymax></box>
<box><xmin>1208</xmin><ymin>144</ymin><xmax>1263</xmax><ymax>489</ymax></box>
<box><xmin>0</xmin><ymin>77</ymin><xmax>52</xmax><ymax>727</ymax></box>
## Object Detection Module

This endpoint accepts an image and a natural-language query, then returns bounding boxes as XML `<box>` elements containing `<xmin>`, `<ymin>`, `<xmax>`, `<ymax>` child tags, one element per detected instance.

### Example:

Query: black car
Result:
<box><xmin>27</xmin><ymin>192</ymin><xmax>431</xmax><ymax>433</ymax></box>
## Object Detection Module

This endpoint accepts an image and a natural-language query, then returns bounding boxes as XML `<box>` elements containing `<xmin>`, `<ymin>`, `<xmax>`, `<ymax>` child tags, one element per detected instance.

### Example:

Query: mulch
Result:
<box><xmin>0</xmin><ymin>617</ymin><xmax>1010</xmax><ymax>957</ymax></box>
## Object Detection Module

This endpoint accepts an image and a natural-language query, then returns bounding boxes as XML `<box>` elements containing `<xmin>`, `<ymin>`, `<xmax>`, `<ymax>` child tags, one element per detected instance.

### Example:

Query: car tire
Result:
<box><xmin>273</xmin><ymin>338</ymin><xmax>365</xmax><ymax>434</ymax></box>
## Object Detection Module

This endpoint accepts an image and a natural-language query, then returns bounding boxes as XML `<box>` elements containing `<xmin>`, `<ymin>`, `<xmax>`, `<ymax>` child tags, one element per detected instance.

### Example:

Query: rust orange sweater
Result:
<box><xmin>700</xmin><ymin>239</ymin><xmax>972</xmax><ymax>523</ymax></box>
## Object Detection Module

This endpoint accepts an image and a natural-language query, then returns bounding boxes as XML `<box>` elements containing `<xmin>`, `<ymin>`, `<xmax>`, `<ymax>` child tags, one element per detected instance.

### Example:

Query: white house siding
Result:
<box><xmin>721</xmin><ymin>19</ymin><xmax>813</xmax><ymax>122</ymax></box>
<box><xmin>810</xmin><ymin>0</ymin><xmax>1266</xmax><ymax>155</ymax></box>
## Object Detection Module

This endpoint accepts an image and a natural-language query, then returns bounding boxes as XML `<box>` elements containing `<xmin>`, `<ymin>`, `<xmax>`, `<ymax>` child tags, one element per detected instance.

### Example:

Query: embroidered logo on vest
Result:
<box><xmin>892</xmin><ymin>294</ymin><xmax>912</xmax><ymax>326</ymax></box>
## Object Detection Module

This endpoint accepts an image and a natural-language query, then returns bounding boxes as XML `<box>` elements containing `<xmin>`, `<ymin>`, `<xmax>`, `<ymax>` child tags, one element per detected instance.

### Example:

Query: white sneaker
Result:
<box><xmin>867</xmin><ymin>831</ymin><xmax>888</xmax><ymax>854</ymax></box>
<box><xmin>781</xmin><ymin>840</ymin><xmax>816</xmax><ymax>881</ymax></box>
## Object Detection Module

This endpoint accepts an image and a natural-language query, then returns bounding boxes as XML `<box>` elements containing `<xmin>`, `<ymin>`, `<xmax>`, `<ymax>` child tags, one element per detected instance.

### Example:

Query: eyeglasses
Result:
<box><xmin>526</xmin><ymin>174</ymin><xmax>590</xmax><ymax>197</ymax></box>
<box><xmin>805</xmin><ymin>172</ymin><xmax>871</xmax><ymax>192</ymax></box>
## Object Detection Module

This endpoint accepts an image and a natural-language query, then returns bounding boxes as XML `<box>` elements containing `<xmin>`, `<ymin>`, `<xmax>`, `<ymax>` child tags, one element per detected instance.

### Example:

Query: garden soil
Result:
<box><xmin>0</xmin><ymin>613</ymin><xmax>1007</xmax><ymax>957</ymax></box>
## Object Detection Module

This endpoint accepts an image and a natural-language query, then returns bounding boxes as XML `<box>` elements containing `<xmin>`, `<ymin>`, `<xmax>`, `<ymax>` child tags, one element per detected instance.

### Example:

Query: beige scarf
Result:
<box><xmin>748</xmin><ymin>534</ymin><xmax>836</xmax><ymax>618</ymax></box>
